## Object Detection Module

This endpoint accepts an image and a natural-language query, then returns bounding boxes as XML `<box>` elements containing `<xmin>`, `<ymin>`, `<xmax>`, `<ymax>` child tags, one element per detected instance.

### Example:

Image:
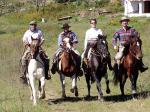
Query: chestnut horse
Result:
<box><xmin>58</xmin><ymin>37</ymin><xmax>79</xmax><ymax>98</ymax></box>
<box><xmin>82</xmin><ymin>35</ymin><xmax>111</xmax><ymax>101</ymax></box>
<box><xmin>26</xmin><ymin>37</ymin><xmax>45</xmax><ymax>105</ymax></box>
<box><xmin>113</xmin><ymin>35</ymin><xmax>142</xmax><ymax>98</ymax></box>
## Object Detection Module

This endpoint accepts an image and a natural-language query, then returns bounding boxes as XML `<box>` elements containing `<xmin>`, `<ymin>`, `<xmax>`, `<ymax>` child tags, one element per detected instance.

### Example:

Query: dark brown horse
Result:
<box><xmin>113</xmin><ymin>35</ymin><xmax>142</xmax><ymax>98</ymax></box>
<box><xmin>58</xmin><ymin>37</ymin><xmax>79</xmax><ymax>98</ymax></box>
<box><xmin>82</xmin><ymin>35</ymin><xmax>111</xmax><ymax>101</ymax></box>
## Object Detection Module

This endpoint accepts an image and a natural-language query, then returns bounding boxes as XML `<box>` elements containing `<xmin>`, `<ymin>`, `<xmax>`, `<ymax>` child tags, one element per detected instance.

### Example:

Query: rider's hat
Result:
<box><xmin>61</xmin><ymin>23</ymin><xmax>70</xmax><ymax>29</ymax></box>
<box><xmin>29</xmin><ymin>20</ymin><xmax>37</xmax><ymax>25</ymax></box>
<box><xmin>120</xmin><ymin>16</ymin><xmax>130</xmax><ymax>23</ymax></box>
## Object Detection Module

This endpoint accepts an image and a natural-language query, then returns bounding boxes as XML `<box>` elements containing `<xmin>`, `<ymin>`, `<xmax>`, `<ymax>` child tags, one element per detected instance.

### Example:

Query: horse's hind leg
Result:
<box><xmin>39</xmin><ymin>77</ymin><xmax>45</xmax><ymax>99</ymax></box>
<box><xmin>60</xmin><ymin>74</ymin><xmax>66</xmax><ymax>98</ymax></box>
<box><xmin>29</xmin><ymin>76</ymin><xmax>37</xmax><ymax>105</ymax></box>
<box><xmin>93</xmin><ymin>73</ymin><xmax>103</xmax><ymax>101</ymax></box>
<box><xmin>85</xmin><ymin>73</ymin><xmax>91</xmax><ymax>97</ymax></box>
<box><xmin>104</xmin><ymin>73</ymin><xmax>110</xmax><ymax>94</ymax></box>
<box><xmin>71</xmin><ymin>74</ymin><xmax>78</xmax><ymax>97</ymax></box>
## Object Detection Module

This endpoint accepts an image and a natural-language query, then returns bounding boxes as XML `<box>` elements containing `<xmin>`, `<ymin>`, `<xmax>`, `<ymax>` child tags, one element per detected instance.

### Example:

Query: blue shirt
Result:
<box><xmin>58</xmin><ymin>31</ymin><xmax>78</xmax><ymax>47</ymax></box>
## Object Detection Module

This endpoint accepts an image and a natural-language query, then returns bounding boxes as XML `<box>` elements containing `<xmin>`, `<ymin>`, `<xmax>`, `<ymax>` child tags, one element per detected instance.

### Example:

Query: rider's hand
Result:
<box><xmin>114</xmin><ymin>46</ymin><xmax>118</xmax><ymax>52</ymax></box>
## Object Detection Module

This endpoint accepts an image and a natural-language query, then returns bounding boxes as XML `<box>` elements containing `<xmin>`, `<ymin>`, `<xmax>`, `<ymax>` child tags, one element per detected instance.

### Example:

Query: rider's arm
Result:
<box><xmin>84</xmin><ymin>31</ymin><xmax>88</xmax><ymax>50</ymax></box>
<box><xmin>112</xmin><ymin>32</ymin><xmax>119</xmax><ymax>50</ymax></box>
<box><xmin>39</xmin><ymin>30</ymin><xmax>45</xmax><ymax>46</ymax></box>
<box><xmin>72</xmin><ymin>32</ymin><xmax>78</xmax><ymax>44</ymax></box>
<box><xmin>58</xmin><ymin>33</ymin><xmax>63</xmax><ymax>47</ymax></box>
<box><xmin>22</xmin><ymin>31</ymin><xmax>30</xmax><ymax>47</ymax></box>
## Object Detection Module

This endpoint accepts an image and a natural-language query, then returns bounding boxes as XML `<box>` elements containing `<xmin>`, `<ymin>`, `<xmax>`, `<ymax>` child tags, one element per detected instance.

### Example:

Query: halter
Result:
<box><xmin>128</xmin><ymin>38</ymin><xmax>142</xmax><ymax>60</ymax></box>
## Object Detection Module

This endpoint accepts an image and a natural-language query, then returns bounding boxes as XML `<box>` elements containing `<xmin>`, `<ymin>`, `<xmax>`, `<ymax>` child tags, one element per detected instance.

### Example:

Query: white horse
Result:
<box><xmin>26</xmin><ymin>38</ymin><xmax>45</xmax><ymax>106</ymax></box>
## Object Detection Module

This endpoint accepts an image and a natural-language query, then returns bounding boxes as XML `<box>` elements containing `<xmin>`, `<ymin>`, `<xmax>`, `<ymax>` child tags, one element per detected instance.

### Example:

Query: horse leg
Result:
<box><xmin>93</xmin><ymin>73</ymin><xmax>103</xmax><ymax>101</ymax></box>
<box><xmin>119</xmin><ymin>73</ymin><xmax>127</xmax><ymax>97</ymax></box>
<box><xmin>129</xmin><ymin>72</ymin><xmax>138</xmax><ymax>99</ymax></box>
<box><xmin>39</xmin><ymin>77</ymin><xmax>45</xmax><ymax>99</ymax></box>
<box><xmin>60</xmin><ymin>74</ymin><xmax>66</xmax><ymax>98</ymax></box>
<box><xmin>104</xmin><ymin>73</ymin><xmax>110</xmax><ymax>94</ymax></box>
<box><xmin>29</xmin><ymin>75</ymin><xmax>37</xmax><ymax>105</ymax></box>
<box><xmin>71</xmin><ymin>74</ymin><xmax>78</xmax><ymax>97</ymax></box>
<box><xmin>85</xmin><ymin>73</ymin><xmax>91</xmax><ymax>97</ymax></box>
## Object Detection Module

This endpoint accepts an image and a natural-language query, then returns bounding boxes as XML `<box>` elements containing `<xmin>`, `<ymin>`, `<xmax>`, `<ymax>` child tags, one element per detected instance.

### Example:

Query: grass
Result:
<box><xmin>0</xmin><ymin>5</ymin><xmax>150</xmax><ymax>112</ymax></box>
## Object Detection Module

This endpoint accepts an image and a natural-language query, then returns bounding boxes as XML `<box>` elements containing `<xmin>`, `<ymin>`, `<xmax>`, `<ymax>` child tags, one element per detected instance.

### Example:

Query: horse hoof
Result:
<box><xmin>132</xmin><ymin>93</ymin><xmax>138</xmax><ymax>99</ymax></box>
<box><xmin>75</xmin><ymin>91</ymin><xmax>78</xmax><ymax>97</ymax></box>
<box><xmin>98</xmin><ymin>96</ymin><xmax>104</xmax><ymax>102</ymax></box>
<box><xmin>70</xmin><ymin>88</ymin><xmax>74</xmax><ymax>93</ymax></box>
<box><xmin>106</xmin><ymin>89</ymin><xmax>110</xmax><ymax>94</ymax></box>
<box><xmin>62</xmin><ymin>94</ymin><xmax>66</xmax><ymax>98</ymax></box>
<box><xmin>39</xmin><ymin>95</ymin><xmax>45</xmax><ymax>99</ymax></box>
<box><xmin>98</xmin><ymin>97</ymin><xmax>104</xmax><ymax>102</ymax></box>
<box><xmin>84</xmin><ymin>95</ymin><xmax>91</xmax><ymax>100</ymax></box>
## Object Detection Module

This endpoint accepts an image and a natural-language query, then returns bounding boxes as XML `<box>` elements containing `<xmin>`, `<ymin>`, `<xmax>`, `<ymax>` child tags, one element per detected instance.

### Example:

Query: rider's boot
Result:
<box><xmin>51</xmin><ymin>58</ymin><xmax>58</xmax><ymax>74</ymax></box>
<box><xmin>139</xmin><ymin>59</ymin><xmax>148</xmax><ymax>73</ymax></box>
<box><xmin>44</xmin><ymin>58</ymin><xmax>51</xmax><ymax>80</ymax></box>
<box><xmin>40</xmin><ymin>52</ymin><xmax>51</xmax><ymax>80</ymax></box>
<box><xmin>20</xmin><ymin>64</ymin><xmax>28</xmax><ymax>84</ymax></box>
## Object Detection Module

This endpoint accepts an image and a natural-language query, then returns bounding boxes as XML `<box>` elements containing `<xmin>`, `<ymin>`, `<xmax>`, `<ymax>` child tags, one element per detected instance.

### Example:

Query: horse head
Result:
<box><xmin>30</xmin><ymin>36</ymin><xmax>40</xmax><ymax>59</ymax></box>
<box><xmin>129</xmin><ymin>34</ymin><xmax>143</xmax><ymax>60</ymax></box>
<box><xmin>96</xmin><ymin>34</ymin><xmax>109</xmax><ymax>58</ymax></box>
<box><xmin>62</xmin><ymin>37</ymin><xmax>72</xmax><ymax>52</ymax></box>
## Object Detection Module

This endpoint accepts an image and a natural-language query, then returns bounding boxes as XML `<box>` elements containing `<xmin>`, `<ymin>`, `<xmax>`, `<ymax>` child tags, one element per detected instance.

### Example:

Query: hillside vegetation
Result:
<box><xmin>0</xmin><ymin>1</ymin><xmax>150</xmax><ymax>112</ymax></box>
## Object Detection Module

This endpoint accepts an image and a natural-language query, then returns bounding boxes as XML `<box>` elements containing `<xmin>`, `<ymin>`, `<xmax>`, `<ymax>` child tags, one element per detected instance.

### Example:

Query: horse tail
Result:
<box><xmin>113</xmin><ymin>63</ymin><xmax>119</xmax><ymax>85</ymax></box>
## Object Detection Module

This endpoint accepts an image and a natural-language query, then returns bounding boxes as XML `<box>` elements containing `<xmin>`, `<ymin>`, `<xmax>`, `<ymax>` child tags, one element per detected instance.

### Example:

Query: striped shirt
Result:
<box><xmin>112</xmin><ymin>26</ymin><xmax>137</xmax><ymax>46</ymax></box>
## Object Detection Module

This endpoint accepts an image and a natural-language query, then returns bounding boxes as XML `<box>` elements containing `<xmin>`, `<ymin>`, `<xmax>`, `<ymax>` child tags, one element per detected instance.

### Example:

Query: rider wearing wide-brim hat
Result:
<box><xmin>51</xmin><ymin>23</ymin><xmax>83</xmax><ymax>76</ymax></box>
<box><xmin>20</xmin><ymin>20</ymin><xmax>51</xmax><ymax>84</ymax></box>
<box><xmin>119</xmin><ymin>16</ymin><xmax>130</xmax><ymax>23</ymax></box>
<box><xmin>112</xmin><ymin>16</ymin><xmax>148</xmax><ymax>72</ymax></box>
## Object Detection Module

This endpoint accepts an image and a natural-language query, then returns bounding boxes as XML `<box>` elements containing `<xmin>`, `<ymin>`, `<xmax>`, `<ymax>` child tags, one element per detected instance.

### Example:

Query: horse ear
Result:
<box><xmin>98</xmin><ymin>34</ymin><xmax>102</xmax><ymax>39</ymax></box>
<box><xmin>31</xmin><ymin>36</ymin><xmax>34</xmax><ymax>41</ymax></box>
<box><xmin>103</xmin><ymin>34</ymin><xmax>107</xmax><ymax>39</ymax></box>
<box><xmin>137</xmin><ymin>32</ymin><xmax>140</xmax><ymax>38</ymax></box>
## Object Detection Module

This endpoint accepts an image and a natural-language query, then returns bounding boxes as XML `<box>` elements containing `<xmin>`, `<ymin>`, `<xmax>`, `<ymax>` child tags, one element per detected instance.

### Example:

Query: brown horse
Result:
<box><xmin>58</xmin><ymin>37</ymin><xmax>79</xmax><ymax>98</ymax></box>
<box><xmin>113</xmin><ymin>35</ymin><xmax>142</xmax><ymax>98</ymax></box>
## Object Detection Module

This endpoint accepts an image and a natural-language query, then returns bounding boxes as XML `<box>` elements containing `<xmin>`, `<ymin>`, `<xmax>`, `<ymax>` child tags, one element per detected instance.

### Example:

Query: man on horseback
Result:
<box><xmin>83</xmin><ymin>18</ymin><xmax>113</xmax><ymax>70</ymax></box>
<box><xmin>20</xmin><ymin>20</ymin><xmax>50</xmax><ymax>83</ymax></box>
<box><xmin>113</xmin><ymin>16</ymin><xmax>148</xmax><ymax>72</ymax></box>
<box><xmin>51</xmin><ymin>23</ymin><xmax>83</xmax><ymax>76</ymax></box>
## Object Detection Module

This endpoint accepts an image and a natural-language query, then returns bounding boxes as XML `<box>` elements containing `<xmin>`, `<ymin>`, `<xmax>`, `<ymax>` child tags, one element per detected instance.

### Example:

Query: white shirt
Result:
<box><xmin>84</xmin><ymin>28</ymin><xmax>103</xmax><ymax>49</ymax></box>
<box><xmin>23</xmin><ymin>28</ymin><xmax>44</xmax><ymax>44</ymax></box>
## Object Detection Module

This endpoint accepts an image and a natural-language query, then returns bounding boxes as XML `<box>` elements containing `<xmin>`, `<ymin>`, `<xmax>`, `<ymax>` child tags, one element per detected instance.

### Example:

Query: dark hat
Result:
<box><xmin>120</xmin><ymin>16</ymin><xmax>130</xmax><ymax>22</ymax></box>
<box><xmin>29</xmin><ymin>20</ymin><xmax>37</xmax><ymax>25</ymax></box>
<box><xmin>61</xmin><ymin>23</ymin><xmax>70</xmax><ymax>29</ymax></box>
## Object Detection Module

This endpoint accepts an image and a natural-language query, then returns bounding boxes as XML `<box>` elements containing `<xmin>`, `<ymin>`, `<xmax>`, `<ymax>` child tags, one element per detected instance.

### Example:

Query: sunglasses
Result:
<box><xmin>90</xmin><ymin>22</ymin><xmax>96</xmax><ymax>24</ymax></box>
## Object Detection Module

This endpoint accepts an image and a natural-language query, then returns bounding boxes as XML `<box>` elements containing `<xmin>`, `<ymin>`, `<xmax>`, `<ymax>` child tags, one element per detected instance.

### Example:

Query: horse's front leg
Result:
<box><xmin>29</xmin><ymin>75</ymin><xmax>37</xmax><ymax>106</ymax></box>
<box><xmin>93</xmin><ymin>72</ymin><xmax>103</xmax><ymax>101</ymax></box>
<box><xmin>39</xmin><ymin>77</ymin><xmax>45</xmax><ymax>99</ymax></box>
<box><xmin>104</xmin><ymin>73</ymin><xmax>110</xmax><ymax>94</ymax></box>
<box><xmin>60</xmin><ymin>74</ymin><xmax>66</xmax><ymax>98</ymax></box>
<box><xmin>70</xmin><ymin>74</ymin><xmax>78</xmax><ymax>97</ymax></box>
<box><xmin>120</xmin><ymin>73</ymin><xmax>127</xmax><ymax>97</ymax></box>
<box><xmin>129</xmin><ymin>71</ymin><xmax>138</xmax><ymax>98</ymax></box>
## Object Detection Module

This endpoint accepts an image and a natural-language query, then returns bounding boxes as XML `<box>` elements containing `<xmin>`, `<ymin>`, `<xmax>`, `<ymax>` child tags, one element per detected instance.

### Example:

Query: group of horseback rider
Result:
<box><xmin>20</xmin><ymin>17</ymin><xmax>148</xmax><ymax>83</ymax></box>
